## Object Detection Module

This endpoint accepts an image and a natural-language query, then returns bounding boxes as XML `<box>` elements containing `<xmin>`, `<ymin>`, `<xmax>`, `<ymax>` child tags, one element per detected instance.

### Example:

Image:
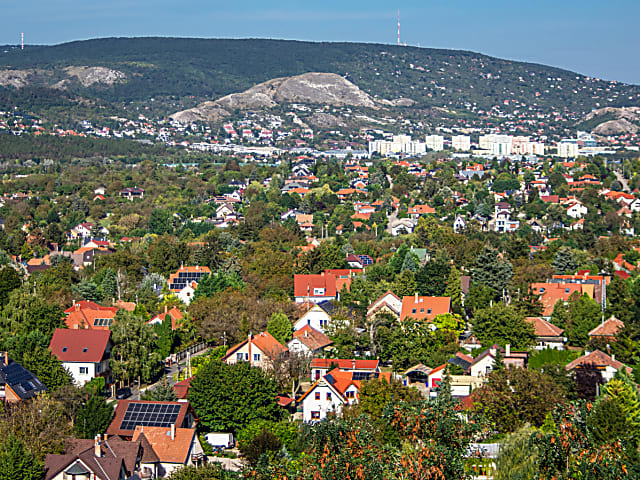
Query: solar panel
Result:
<box><xmin>119</xmin><ymin>402</ymin><xmax>182</xmax><ymax>431</ymax></box>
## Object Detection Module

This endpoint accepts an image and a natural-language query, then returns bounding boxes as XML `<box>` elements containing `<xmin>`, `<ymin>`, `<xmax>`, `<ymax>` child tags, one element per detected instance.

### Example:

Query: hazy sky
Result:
<box><xmin>2</xmin><ymin>0</ymin><xmax>638</xmax><ymax>84</ymax></box>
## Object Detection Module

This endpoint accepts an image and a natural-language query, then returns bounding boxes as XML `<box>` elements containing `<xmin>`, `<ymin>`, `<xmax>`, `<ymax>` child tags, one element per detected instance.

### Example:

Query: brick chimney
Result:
<box><xmin>170</xmin><ymin>424</ymin><xmax>175</xmax><ymax>441</ymax></box>
<box><xmin>505</xmin><ymin>344</ymin><xmax>511</xmax><ymax>357</ymax></box>
<box><xmin>94</xmin><ymin>435</ymin><xmax>101</xmax><ymax>457</ymax></box>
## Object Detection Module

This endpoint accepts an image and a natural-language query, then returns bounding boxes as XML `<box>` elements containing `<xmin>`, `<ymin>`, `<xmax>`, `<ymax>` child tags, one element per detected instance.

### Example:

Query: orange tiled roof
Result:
<box><xmin>589</xmin><ymin>317</ymin><xmax>624</xmax><ymax>337</ymax></box>
<box><xmin>132</xmin><ymin>426</ymin><xmax>196</xmax><ymax>464</ymax></box>
<box><xmin>400</xmin><ymin>295</ymin><xmax>452</xmax><ymax>321</ymax></box>
<box><xmin>526</xmin><ymin>316</ymin><xmax>564</xmax><ymax>337</ymax></box>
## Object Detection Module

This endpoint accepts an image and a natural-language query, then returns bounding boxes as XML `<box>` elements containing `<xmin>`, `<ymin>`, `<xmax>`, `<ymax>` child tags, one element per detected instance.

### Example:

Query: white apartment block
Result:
<box><xmin>368</xmin><ymin>135</ymin><xmax>426</xmax><ymax>157</ymax></box>
<box><xmin>557</xmin><ymin>141</ymin><xmax>579</xmax><ymax>158</ymax></box>
<box><xmin>451</xmin><ymin>135</ymin><xmax>471</xmax><ymax>151</ymax></box>
<box><xmin>425</xmin><ymin>135</ymin><xmax>444</xmax><ymax>151</ymax></box>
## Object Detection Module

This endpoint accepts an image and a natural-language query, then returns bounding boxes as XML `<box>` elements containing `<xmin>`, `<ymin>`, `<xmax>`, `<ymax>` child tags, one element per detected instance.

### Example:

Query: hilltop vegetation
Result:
<box><xmin>1</xmin><ymin>37</ymin><xmax>639</xmax><ymax>117</ymax></box>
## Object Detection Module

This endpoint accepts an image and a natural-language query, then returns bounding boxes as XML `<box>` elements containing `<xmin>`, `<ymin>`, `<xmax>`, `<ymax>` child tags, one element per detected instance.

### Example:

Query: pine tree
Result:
<box><xmin>100</xmin><ymin>268</ymin><xmax>118</xmax><ymax>302</ymax></box>
<box><xmin>552</xmin><ymin>247</ymin><xmax>577</xmax><ymax>275</ymax></box>
<box><xmin>401</xmin><ymin>252</ymin><xmax>419</xmax><ymax>273</ymax></box>
<box><xmin>444</xmin><ymin>265</ymin><xmax>462</xmax><ymax>312</ymax></box>
<box><xmin>471</xmin><ymin>245</ymin><xmax>513</xmax><ymax>295</ymax></box>
<box><xmin>75</xmin><ymin>395</ymin><xmax>114</xmax><ymax>439</ymax></box>
<box><xmin>0</xmin><ymin>435</ymin><xmax>42</xmax><ymax>480</ymax></box>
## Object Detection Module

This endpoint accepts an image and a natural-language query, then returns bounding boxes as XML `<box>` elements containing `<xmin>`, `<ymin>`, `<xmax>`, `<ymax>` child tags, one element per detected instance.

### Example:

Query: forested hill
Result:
<box><xmin>1</xmin><ymin>37</ymin><xmax>639</xmax><ymax>114</ymax></box>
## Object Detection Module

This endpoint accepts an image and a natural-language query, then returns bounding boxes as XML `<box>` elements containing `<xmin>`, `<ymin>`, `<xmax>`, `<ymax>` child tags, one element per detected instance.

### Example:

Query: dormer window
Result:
<box><xmin>83</xmin><ymin>348</ymin><xmax>88</xmax><ymax>353</ymax></box>
<box><xmin>62</xmin><ymin>347</ymin><xmax>68</xmax><ymax>352</ymax></box>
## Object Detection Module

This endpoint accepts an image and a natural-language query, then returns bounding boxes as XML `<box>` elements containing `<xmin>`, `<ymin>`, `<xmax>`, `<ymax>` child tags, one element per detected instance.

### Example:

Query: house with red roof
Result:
<box><xmin>148</xmin><ymin>306</ymin><xmax>184</xmax><ymax>331</ymax></box>
<box><xmin>530</xmin><ymin>282</ymin><xmax>595</xmax><ymax>317</ymax></box>
<box><xmin>222</xmin><ymin>332</ymin><xmax>288</xmax><ymax>370</ymax></box>
<box><xmin>287</xmin><ymin>325</ymin><xmax>333</xmax><ymax>356</ymax></box>
<box><xmin>132</xmin><ymin>426</ymin><xmax>205</xmax><ymax>477</ymax></box>
<box><xmin>49</xmin><ymin>329</ymin><xmax>112</xmax><ymax>386</ymax></box>
<box><xmin>407</xmin><ymin>204</ymin><xmax>436</xmax><ymax>219</ymax></box>
<box><xmin>167</xmin><ymin>266</ymin><xmax>212</xmax><ymax>305</ymax></box>
<box><xmin>566</xmin><ymin>350</ymin><xmax>632</xmax><ymax>382</ymax></box>
<box><xmin>299</xmin><ymin>367</ymin><xmax>391</xmax><ymax>422</ymax></box>
<box><xmin>64</xmin><ymin>301</ymin><xmax>119</xmax><ymax>330</ymax></box>
<box><xmin>588</xmin><ymin>316</ymin><xmax>624</xmax><ymax>340</ymax></box>
<box><xmin>309</xmin><ymin>358</ymin><xmax>380</xmax><ymax>382</ymax></box>
<box><xmin>400</xmin><ymin>294</ymin><xmax>452</xmax><ymax>321</ymax></box>
<box><xmin>294</xmin><ymin>273</ymin><xmax>338</xmax><ymax>303</ymax></box>
<box><xmin>367</xmin><ymin>291</ymin><xmax>402</xmax><ymax>321</ymax></box>
<box><xmin>526</xmin><ymin>317</ymin><xmax>565</xmax><ymax>350</ymax></box>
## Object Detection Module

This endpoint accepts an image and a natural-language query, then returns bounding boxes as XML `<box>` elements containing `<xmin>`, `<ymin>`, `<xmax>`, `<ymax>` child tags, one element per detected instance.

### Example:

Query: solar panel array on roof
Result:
<box><xmin>2</xmin><ymin>363</ymin><xmax>44</xmax><ymax>398</ymax></box>
<box><xmin>352</xmin><ymin>371</ymin><xmax>374</xmax><ymax>381</ymax></box>
<box><xmin>120</xmin><ymin>402</ymin><xmax>182</xmax><ymax>432</ymax></box>
<box><xmin>169</xmin><ymin>271</ymin><xmax>208</xmax><ymax>290</ymax></box>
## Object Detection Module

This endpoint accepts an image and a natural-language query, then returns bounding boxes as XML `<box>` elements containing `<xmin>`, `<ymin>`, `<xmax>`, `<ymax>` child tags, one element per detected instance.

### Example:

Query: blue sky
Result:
<box><xmin>2</xmin><ymin>0</ymin><xmax>639</xmax><ymax>84</ymax></box>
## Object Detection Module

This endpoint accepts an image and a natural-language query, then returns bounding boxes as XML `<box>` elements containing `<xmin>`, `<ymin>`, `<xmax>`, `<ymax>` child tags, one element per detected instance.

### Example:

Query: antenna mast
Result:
<box><xmin>21</xmin><ymin>32</ymin><xmax>24</xmax><ymax>50</ymax></box>
<box><xmin>397</xmin><ymin>10</ymin><xmax>400</xmax><ymax>46</ymax></box>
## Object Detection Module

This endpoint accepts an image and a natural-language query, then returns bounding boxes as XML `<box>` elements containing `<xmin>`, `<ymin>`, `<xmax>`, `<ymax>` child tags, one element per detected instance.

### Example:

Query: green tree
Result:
<box><xmin>400</xmin><ymin>252</ymin><xmax>419</xmax><ymax>273</ymax></box>
<box><xmin>472</xmin><ymin>367</ymin><xmax>565</xmax><ymax>433</ymax></box>
<box><xmin>155</xmin><ymin>315</ymin><xmax>176</xmax><ymax>360</ymax></box>
<box><xmin>494</xmin><ymin>426</ymin><xmax>538</xmax><ymax>480</ymax></box>
<box><xmin>192</xmin><ymin>272</ymin><xmax>245</xmax><ymax>301</ymax></box>
<box><xmin>443</xmin><ymin>265</ymin><xmax>462</xmax><ymax>312</ymax></box>
<box><xmin>22</xmin><ymin>346</ymin><xmax>72</xmax><ymax>391</ymax></box>
<box><xmin>75</xmin><ymin>394</ymin><xmax>114</xmax><ymax>439</ymax></box>
<box><xmin>471</xmin><ymin>245</ymin><xmax>513</xmax><ymax>296</ymax></box>
<box><xmin>71</xmin><ymin>279</ymin><xmax>100</xmax><ymax>302</ymax></box>
<box><xmin>110</xmin><ymin>310</ymin><xmax>161</xmax><ymax>384</ymax></box>
<box><xmin>388</xmin><ymin>243</ymin><xmax>409</xmax><ymax>274</ymax></box>
<box><xmin>239</xmin><ymin>428</ymin><xmax>282</xmax><ymax>467</ymax></box>
<box><xmin>415</xmin><ymin>255</ymin><xmax>451</xmax><ymax>296</ymax></box>
<box><xmin>565</xmin><ymin>293</ymin><xmax>601</xmax><ymax>347</ymax></box>
<box><xmin>472</xmin><ymin>303</ymin><xmax>536</xmax><ymax>350</ymax></box>
<box><xmin>148</xmin><ymin>208</ymin><xmax>173</xmax><ymax>235</ymax></box>
<box><xmin>266</xmin><ymin>311</ymin><xmax>292</xmax><ymax>345</ymax></box>
<box><xmin>352</xmin><ymin>378</ymin><xmax>422</xmax><ymax>419</ymax></box>
<box><xmin>0</xmin><ymin>435</ymin><xmax>43</xmax><ymax>480</ymax></box>
<box><xmin>100</xmin><ymin>268</ymin><xmax>118</xmax><ymax>303</ymax></box>
<box><xmin>552</xmin><ymin>247</ymin><xmax>577</xmax><ymax>274</ymax></box>
<box><xmin>392</xmin><ymin>270</ymin><xmax>417</xmax><ymax>297</ymax></box>
<box><xmin>0</xmin><ymin>267</ymin><xmax>21</xmax><ymax>308</ymax></box>
<box><xmin>187</xmin><ymin>361</ymin><xmax>282</xmax><ymax>433</ymax></box>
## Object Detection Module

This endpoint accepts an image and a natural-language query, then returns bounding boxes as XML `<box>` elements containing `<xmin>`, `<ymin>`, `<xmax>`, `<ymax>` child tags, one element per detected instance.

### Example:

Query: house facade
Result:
<box><xmin>49</xmin><ymin>329</ymin><xmax>112</xmax><ymax>386</ymax></box>
<box><xmin>222</xmin><ymin>332</ymin><xmax>288</xmax><ymax>370</ymax></box>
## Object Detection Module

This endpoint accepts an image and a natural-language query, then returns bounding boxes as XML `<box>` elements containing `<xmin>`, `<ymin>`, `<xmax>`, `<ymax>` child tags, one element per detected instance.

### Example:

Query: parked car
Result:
<box><xmin>115</xmin><ymin>387</ymin><xmax>132</xmax><ymax>399</ymax></box>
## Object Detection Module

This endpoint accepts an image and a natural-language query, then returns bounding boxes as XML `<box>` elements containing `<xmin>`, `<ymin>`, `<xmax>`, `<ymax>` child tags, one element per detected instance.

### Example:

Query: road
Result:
<box><xmin>614</xmin><ymin>169</ymin><xmax>630</xmax><ymax>192</ymax></box>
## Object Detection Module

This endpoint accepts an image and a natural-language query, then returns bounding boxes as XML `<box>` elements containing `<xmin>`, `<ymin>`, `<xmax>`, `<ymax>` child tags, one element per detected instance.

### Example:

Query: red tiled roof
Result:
<box><xmin>132</xmin><ymin>426</ymin><xmax>196</xmax><ymax>464</ymax></box>
<box><xmin>588</xmin><ymin>317</ymin><xmax>624</xmax><ymax>337</ymax></box>
<box><xmin>49</xmin><ymin>329</ymin><xmax>110</xmax><ymax>363</ymax></box>
<box><xmin>223</xmin><ymin>331</ymin><xmax>288</xmax><ymax>361</ymax></box>
<box><xmin>566</xmin><ymin>349</ymin><xmax>631</xmax><ymax>374</ymax></box>
<box><xmin>294</xmin><ymin>273</ymin><xmax>337</xmax><ymax>298</ymax></box>
<box><xmin>173</xmin><ymin>377</ymin><xmax>192</xmax><ymax>399</ymax></box>
<box><xmin>400</xmin><ymin>295</ymin><xmax>452</xmax><ymax>321</ymax></box>
<box><xmin>408</xmin><ymin>205</ymin><xmax>436</xmax><ymax>215</ymax></box>
<box><xmin>291</xmin><ymin>325</ymin><xmax>333</xmax><ymax>351</ymax></box>
<box><xmin>530</xmin><ymin>283</ymin><xmax>594</xmax><ymax>316</ymax></box>
<box><xmin>526</xmin><ymin>317</ymin><xmax>564</xmax><ymax>337</ymax></box>
<box><xmin>310</xmin><ymin>358</ymin><xmax>379</xmax><ymax>370</ymax></box>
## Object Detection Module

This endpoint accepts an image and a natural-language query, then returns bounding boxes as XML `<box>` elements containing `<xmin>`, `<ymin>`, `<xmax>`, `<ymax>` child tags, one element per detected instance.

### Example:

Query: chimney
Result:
<box><xmin>75</xmin><ymin>303</ymin><xmax>80</xmax><ymax>311</ymax></box>
<box><xmin>612</xmin><ymin>354</ymin><xmax>616</xmax><ymax>362</ymax></box>
<box><xmin>94</xmin><ymin>435</ymin><xmax>101</xmax><ymax>457</ymax></box>
<box><xmin>505</xmin><ymin>344</ymin><xmax>511</xmax><ymax>357</ymax></box>
<box><xmin>304</xmin><ymin>330</ymin><xmax>308</xmax><ymax>338</ymax></box>
<box><xmin>489</xmin><ymin>347</ymin><xmax>496</xmax><ymax>357</ymax></box>
<box><xmin>414</xmin><ymin>292</ymin><xmax>418</xmax><ymax>302</ymax></box>
<box><xmin>352</xmin><ymin>359</ymin><xmax>356</xmax><ymax>370</ymax></box>
<box><xmin>164</xmin><ymin>305</ymin><xmax>168</xmax><ymax>314</ymax></box>
<box><xmin>170</xmin><ymin>424</ymin><xmax>175</xmax><ymax>441</ymax></box>
<box><xmin>248</xmin><ymin>333</ymin><xmax>252</xmax><ymax>363</ymax></box>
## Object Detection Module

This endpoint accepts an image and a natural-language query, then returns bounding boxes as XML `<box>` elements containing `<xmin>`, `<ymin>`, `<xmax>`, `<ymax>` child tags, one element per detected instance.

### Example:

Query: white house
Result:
<box><xmin>287</xmin><ymin>325</ymin><xmax>332</xmax><ymax>356</ymax></box>
<box><xmin>526</xmin><ymin>317</ymin><xmax>566</xmax><ymax>350</ymax></box>
<box><xmin>222</xmin><ymin>332</ymin><xmax>288</xmax><ymax>370</ymax></box>
<box><xmin>564</xmin><ymin>199</ymin><xmax>588</xmax><ymax>219</ymax></box>
<box><xmin>49</xmin><ymin>329</ymin><xmax>112</xmax><ymax>386</ymax></box>
<box><xmin>133</xmin><ymin>426</ymin><xmax>205</xmax><ymax>477</ymax></box>
<box><xmin>293</xmin><ymin>304</ymin><xmax>333</xmax><ymax>333</ymax></box>
<box><xmin>309</xmin><ymin>358</ymin><xmax>380</xmax><ymax>382</ymax></box>
<box><xmin>299</xmin><ymin>368</ymin><xmax>390</xmax><ymax>422</ymax></box>
<box><xmin>566</xmin><ymin>350</ymin><xmax>632</xmax><ymax>382</ymax></box>
<box><xmin>366</xmin><ymin>291</ymin><xmax>402</xmax><ymax>321</ymax></box>
<box><xmin>453</xmin><ymin>215</ymin><xmax>467</xmax><ymax>233</ymax></box>
<box><xmin>176</xmin><ymin>282</ymin><xmax>197</xmax><ymax>306</ymax></box>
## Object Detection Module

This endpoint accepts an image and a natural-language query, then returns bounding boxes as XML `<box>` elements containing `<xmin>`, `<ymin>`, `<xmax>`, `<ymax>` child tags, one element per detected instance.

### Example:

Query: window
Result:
<box><xmin>427</xmin><ymin>309</ymin><xmax>432</xmax><ymax>314</ymax></box>
<box><xmin>96</xmin><ymin>363</ymin><xmax>102</xmax><ymax>373</ymax></box>
<box><xmin>79</xmin><ymin>367</ymin><xmax>89</xmax><ymax>375</ymax></box>
<box><xmin>315</xmin><ymin>392</ymin><xmax>320</xmax><ymax>400</ymax></box>
<box><xmin>412</xmin><ymin>308</ymin><xmax>416</xmax><ymax>314</ymax></box>
<box><xmin>236</xmin><ymin>353</ymin><xmax>245</xmax><ymax>361</ymax></box>
<box><xmin>539</xmin><ymin>288</ymin><xmax>545</xmax><ymax>293</ymax></box>
<box><xmin>346</xmin><ymin>391</ymin><xmax>355</xmax><ymax>399</ymax></box>
<box><xmin>253</xmin><ymin>354</ymin><xmax>261</xmax><ymax>362</ymax></box>
<box><xmin>420</xmin><ymin>308</ymin><xmax>424</xmax><ymax>313</ymax></box>
<box><xmin>62</xmin><ymin>347</ymin><xmax>68</xmax><ymax>352</ymax></box>
<box><xmin>82</xmin><ymin>348</ymin><xmax>88</xmax><ymax>353</ymax></box>
<box><xmin>311</xmin><ymin>411</ymin><xmax>320</xmax><ymax>419</ymax></box>
<box><xmin>313</xmin><ymin>288</ymin><xmax>325</xmax><ymax>296</ymax></box>
<box><xmin>326</xmin><ymin>392</ymin><xmax>332</xmax><ymax>401</ymax></box>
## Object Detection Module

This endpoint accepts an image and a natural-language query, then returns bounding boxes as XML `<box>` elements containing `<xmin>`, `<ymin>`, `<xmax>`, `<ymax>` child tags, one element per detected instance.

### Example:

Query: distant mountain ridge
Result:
<box><xmin>1</xmin><ymin>37</ymin><xmax>639</xmax><ymax>119</ymax></box>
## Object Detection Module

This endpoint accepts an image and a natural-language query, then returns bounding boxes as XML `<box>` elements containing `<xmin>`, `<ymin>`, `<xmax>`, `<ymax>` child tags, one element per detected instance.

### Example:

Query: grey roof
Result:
<box><xmin>0</xmin><ymin>357</ymin><xmax>47</xmax><ymax>400</ymax></box>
